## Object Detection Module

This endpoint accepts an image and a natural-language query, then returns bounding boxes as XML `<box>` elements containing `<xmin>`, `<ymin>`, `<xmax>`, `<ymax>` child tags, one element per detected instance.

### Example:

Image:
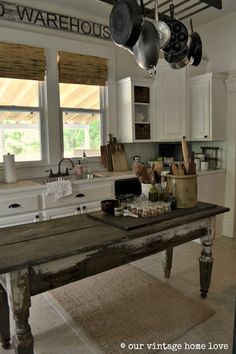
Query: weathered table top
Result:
<box><xmin>0</xmin><ymin>202</ymin><xmax>229</xmax><ymax>275</ymax></box>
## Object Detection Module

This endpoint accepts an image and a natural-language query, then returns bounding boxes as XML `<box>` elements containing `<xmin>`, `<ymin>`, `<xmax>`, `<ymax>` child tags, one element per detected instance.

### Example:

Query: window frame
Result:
<box><xmin>59</xmin><ymin>86</ymin><xmax>105</xmax><ymax>159</ymax></box>
<box><xmin>0</xmin><ymin>80</ymin><xmax>48</xmax><ymax>166</ymax></box>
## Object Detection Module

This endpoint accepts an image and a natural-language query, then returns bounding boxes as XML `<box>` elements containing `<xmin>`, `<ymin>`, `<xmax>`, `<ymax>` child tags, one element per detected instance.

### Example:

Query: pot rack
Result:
<box><xmin>98</xmin><ymin>0</ymin><xmax>222</xmax><ymax>21</ymax></box>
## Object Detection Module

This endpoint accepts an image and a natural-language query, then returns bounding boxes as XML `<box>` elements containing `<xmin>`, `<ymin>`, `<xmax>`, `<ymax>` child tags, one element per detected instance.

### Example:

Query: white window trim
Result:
<box><xmin>60</xmin><ymin>86</ymin><xmax>105</xmax><ymax>159</ymax></box>
<box><xmin>0</xmin><ymin>81</ymin><xmax>48</xmax><ymax>167</ymax></box>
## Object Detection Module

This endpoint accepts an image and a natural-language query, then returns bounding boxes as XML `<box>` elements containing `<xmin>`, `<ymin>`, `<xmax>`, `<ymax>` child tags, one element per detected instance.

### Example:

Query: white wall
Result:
<box><xmin>197</xmin><ymin>12</ymin><xmax>236</xmax><ymax>75</ymax></box>
<box><xmin>197</xmin><ymin>11</ymin><xmax>236</xmax><ymax>238</ymax></box>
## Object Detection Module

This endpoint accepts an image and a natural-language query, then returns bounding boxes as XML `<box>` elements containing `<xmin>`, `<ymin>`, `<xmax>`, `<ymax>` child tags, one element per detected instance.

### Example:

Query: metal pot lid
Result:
<box><xmin>155</xmin><ymin>21</ymin><xmax>171</xmax><ymax>49</ymax></box>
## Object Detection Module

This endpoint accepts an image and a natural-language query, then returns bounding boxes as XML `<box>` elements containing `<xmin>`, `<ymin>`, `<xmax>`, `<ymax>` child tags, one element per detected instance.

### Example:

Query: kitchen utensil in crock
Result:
<box><xmin>109</xmin><ymin>0</ymin><xmax>143</xmax><ymax>51</ymax></box>
<box><xmin>163</xmin><ymin>4</ymin><xmax>188</xmax><ymax>56</ymax></box>
<box><xmin>187</xmin><ymin>18</ymin><xmax>202</xmax><ymax>66</ymax></box>
<box><xmin>181</xmin><ymin>137</ymin><xmax>190</xmax><ymax>175</ymax></box>
<box><xmin>153</xmin><ymin>0</ymin><xmax>170</xmax><ymax>50</ymax></box>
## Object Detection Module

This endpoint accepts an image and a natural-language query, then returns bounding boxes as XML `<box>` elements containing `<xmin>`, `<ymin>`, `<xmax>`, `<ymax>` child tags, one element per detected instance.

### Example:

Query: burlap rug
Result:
<box><xmin>50</xmin><ymin>264</ymin><xmax>214</xmax><ymax>353</ymax></box>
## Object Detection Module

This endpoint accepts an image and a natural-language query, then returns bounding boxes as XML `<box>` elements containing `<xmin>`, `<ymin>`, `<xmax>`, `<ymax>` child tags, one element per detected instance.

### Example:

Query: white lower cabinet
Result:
<box><xmin>0</xmin><ymin>179</ymin><xmax>114</xmax><ymax>227</ymax></box>
<box><xmin>39</xmin><ymin>181</ymin><xmax>114</xmax><ymax>210</ymax></box>
<box><xmin>0</xmin><ymin>212</ymin><xmax>40</xmax><ymax>228</ymax></box>
<box><xmin>43</xmin><ymin>201</ymin><xmax>101</xmax><ymax>220</ymax></box>
<box><xmin>0</xmin><ymin>189</ymin><xmax>40</xmax><ymax>227</ymax></box>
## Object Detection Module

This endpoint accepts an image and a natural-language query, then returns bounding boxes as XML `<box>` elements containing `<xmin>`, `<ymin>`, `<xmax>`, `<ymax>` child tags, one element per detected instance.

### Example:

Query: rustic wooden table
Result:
<box><xmin>0</xmin><ymin>202</ymin><xmax>229</xmax><ymax>354</ymax></box>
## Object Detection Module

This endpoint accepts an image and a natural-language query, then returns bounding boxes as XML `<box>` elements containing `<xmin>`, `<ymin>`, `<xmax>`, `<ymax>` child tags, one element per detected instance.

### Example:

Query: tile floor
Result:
<box><xmin>0</xmin><ymin>236</ymin><xmax>235</xmax><ymax>354</ymax></box>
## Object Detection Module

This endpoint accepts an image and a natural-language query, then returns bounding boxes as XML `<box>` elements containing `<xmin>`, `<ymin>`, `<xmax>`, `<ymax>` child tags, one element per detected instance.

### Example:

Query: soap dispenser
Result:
<box><xmin>75</xmin><ymin>160</ymin><xmax>83</xmax><ymax>176</ymax></box>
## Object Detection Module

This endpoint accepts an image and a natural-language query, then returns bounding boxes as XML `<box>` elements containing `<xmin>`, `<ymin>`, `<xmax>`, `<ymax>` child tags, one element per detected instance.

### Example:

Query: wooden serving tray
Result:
<box><xmin>87</xmin><ymin>202</ymin><xmax>216</xmax><ymax>231</ymax></box>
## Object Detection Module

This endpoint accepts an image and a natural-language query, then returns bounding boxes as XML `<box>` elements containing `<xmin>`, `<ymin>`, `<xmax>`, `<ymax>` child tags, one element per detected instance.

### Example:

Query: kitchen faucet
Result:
<box><xmin>57</xmin><ymin>158</ymin><xmax>75</xmax><ymax>176</ymax></box>
<box><xmin>45</xmin><ymin>158</ymin><xmax>75</xmax><ymax>178</ymax></box>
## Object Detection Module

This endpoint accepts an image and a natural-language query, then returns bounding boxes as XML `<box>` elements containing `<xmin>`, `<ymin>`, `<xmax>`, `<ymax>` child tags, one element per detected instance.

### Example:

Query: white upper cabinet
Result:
<box><xmin>117</xmin><ymin>77</ymin><xmax>155</xmax><ymax>143</ymax></box>
<box><xmin>155</xmin><ymin>62</ymin><xmax>189</xmax><ymax>141</ymax></box>
<box><xmin>190</xmin><ymin>73</ymin><xmax>226</xmax><ymax>141</ymax></box>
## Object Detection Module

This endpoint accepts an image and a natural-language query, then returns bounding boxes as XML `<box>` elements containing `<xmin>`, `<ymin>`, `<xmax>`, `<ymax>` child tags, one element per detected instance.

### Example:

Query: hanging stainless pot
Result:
<box><xmin>163</xmin><ymin>4</ymin><xmax>188</xmax><ymax>56</ymax></box>
<box><xmin>109</xmin><ymin>0</ymin><xmax>143</xmax><ymax>51</ymax></box>
<box><xmin>187</xmin><ymin>19</ymin><xmax>202</xmax><ymax>66</ymax></box>
<box><xmin>167</xmin><ymin>48</ymin><xmax>190</xmax><ymax>70</ymax></box>
<box><xmin>133</xmin><ymin>0</ymin><xmax>160</xmax><ymax>76</ymax></box>
<box><xmin>133</xmin><ymin>20</ymin><xmax>160</xmax><ymax>75</ymax></box>
<box><xmin>153</xmin><ymin>0</ymin><xmax>170</xmax><ymax>50</ymax></box>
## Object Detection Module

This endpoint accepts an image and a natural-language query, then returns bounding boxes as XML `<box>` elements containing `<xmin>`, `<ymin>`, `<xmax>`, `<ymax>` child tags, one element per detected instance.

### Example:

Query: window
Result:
<box><xmin>0</xmin><ymin>42</ymin><xmax>45</xmax><ymax>162</ymax></box>
<box><xmin>58</xmin><ymin>51</ymin><xmax>108</xmax><ymax>158</ymax></box>
<box><xmin>0</xmin><ymin>78</ymin><xmax>43</xmax><ymax>162</ymax></box>
<box><xmin>60</xmin><ymin>83</ymin><xmax>103</xmax><ymax>158</ymax></box>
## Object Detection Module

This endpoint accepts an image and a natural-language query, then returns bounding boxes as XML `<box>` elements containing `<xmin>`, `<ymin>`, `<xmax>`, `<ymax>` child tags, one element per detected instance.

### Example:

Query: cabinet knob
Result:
<box><xmin>204</xmin><ymin>135</ymin><xmax>208</xmax><ymax>138</ymax></box>
<box><xmin>9</xmin><ymin>203</ymin><xmax>21</xmax><ymax>208</ymax></box>
<box><xmin>182</xmin><ymin>136</ymin><xmax>186</xmax><ymax>139</ymax></box>
<box><xmin>75</xmin><ymin>193</ymin><xmax>85</xmax><ymax>198</ymax></box>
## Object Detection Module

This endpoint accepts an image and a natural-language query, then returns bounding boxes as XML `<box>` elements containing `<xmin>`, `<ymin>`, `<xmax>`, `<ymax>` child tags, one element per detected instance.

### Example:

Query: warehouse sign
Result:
<box><xmin>0</xmin><ymin>1</ymin><xmax>111</xmax><ymax>40</ymax></box>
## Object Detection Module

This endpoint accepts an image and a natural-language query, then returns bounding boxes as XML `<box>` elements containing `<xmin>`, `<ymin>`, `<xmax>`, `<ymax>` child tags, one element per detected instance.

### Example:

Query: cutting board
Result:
<box><xmin>112</xmin><ymin>144</ymin><xmax>129</xmax><ymax>172</ymax></box>
<box><xmin>87</xmin><ymin>202</ymin><xmax>217</xmax><ymax>231</ymax></box>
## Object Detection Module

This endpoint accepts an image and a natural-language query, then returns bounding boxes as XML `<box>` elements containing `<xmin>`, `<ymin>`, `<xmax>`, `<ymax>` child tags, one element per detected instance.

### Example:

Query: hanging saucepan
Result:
<box><xmin>109</xmin><ymin>0</ymin><xmax>143</xmax><ymax>51</ymax></box>
<box><xmin>165</xmin><ymin>47</ymin><xmax>190</xmax><ymax>69</ymax></box>
<box><xmin>153</xmin><ymin>0</ymin><xmax>170</xmax><ymax>50</ymax></box>
<box><xmin>163</xmin><ymin>4</ymin><xmax>188</xmax><ymax>57</ymax></box>
<box><xmin>133</xmin><ymin>3</ymin><xmax>160</xmax><ymax>75</ymax></box>
<box><xmin>187</xmin><ymin>19</ymin><xmax>202</xmax><ymax>66</ymax></box>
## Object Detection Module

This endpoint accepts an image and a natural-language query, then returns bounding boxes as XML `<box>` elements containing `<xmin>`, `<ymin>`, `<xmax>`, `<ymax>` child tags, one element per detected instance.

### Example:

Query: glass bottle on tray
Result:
<box><xmin>149</xmin><ymin>178</ymin><xmax>158</xmax><ymax>202</ymax></box>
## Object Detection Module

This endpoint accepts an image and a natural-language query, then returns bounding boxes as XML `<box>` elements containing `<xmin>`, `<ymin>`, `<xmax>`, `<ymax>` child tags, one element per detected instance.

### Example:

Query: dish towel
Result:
<box><xmin>46</xmin><ymin>180</ymin><xmax>72</xmax><ymax>201</ymax></box>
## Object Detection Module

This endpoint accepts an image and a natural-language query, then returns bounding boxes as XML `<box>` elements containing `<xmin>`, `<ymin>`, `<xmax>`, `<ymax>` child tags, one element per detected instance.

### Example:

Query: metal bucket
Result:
<box><xmin>167</xmin><ymin>174</ymin><xmax>197</xmax><ymax>208</ymax></box>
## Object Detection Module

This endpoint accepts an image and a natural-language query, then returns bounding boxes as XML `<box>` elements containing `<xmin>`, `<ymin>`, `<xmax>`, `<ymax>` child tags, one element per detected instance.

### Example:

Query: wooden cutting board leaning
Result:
<box><xmin>100</xmin><ymin>134</ymin><xmax>129</xmax><ymax>172</ymax></box>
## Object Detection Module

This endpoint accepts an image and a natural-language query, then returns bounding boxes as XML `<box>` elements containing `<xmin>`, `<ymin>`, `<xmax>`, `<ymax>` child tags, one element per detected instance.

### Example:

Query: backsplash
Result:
<box><xmin>191</xmin><ymin>141</ymin><xmax>226</xmax><ymax>169</ymax></box>
<box><xmin>124</xmin><ymin>143</ymin><xmax>159</xmax><ymax>167</ymax></box>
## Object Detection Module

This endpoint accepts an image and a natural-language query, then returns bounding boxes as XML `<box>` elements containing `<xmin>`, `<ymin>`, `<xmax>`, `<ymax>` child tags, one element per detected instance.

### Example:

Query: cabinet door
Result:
<box><xmin>190</xmin><ymin>79</ymin><xmax>210</xmax><ymax>140</ymax></box>
<box><xmin>190</xmin><ymin>73</ymin><xmax>226</xmax><ymax>141</ymax></box>
<box><xmin>117</xmin><ymin>77</ymin><xmax>154</xmax><ymax>143</ymax></box>
<box><xmin>156</xmin><ymin>65</ymin><xmax>188</xmax><ymax>141</ymax></box>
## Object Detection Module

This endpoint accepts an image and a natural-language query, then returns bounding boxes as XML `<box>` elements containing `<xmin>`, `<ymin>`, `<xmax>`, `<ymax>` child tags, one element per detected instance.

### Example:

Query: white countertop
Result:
<box><xmin>0</xmin><ymin>180</ymin><xmax>44</xmax><ymax>191</ymax></box>
<box><xmin>0</xmin><ymin>169</ymin><xmax>225</xmax><ymax>193</ymax></box>
<box><xmin>197</xmin><ymin>169</ymin><xmax>226</xmax><ymax>176</ymax></box>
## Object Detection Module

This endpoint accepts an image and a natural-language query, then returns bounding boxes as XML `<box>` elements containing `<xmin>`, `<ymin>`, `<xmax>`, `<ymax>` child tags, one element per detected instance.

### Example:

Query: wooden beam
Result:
<box><xmin>95</xmin><ymin>0</ymin><xmax>222</xmax><ymax>18</ymax></box>
<box><xmin>201</xmin><ymin>0</ymin><xmax>222</xmax><ymax>9</ymax></box>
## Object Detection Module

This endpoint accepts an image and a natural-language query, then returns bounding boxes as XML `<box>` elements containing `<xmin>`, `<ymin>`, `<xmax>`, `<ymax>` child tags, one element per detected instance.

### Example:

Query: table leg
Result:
<box><xmin>162</xmin><ymin>248</ymin><xmax>173</xmax><ymax>279</ymax></box>
<box><xmin>0</xmin><ymin>283</ymin><xmax>10</xmax><ymax>349</ymax></box>
<box><xmin>199</xmin><ymin>218</ymin><xmax>215</xmax><ymax>299</ymax></box>
<box><xmin>6</xmin><ymin>269</ymin><xmax>34</xmax><ymax>354</ymax></box>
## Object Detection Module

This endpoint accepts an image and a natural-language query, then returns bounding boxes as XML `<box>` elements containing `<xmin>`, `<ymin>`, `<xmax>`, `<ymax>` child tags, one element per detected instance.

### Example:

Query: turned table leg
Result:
<box><xmin>162</xmin><ymin>248</ymin><xmax>173</xmax><ymax>279</ymax></box>
<box><xmin>0</xmin><ymin>282</ymin><xmax>10</xmax><ymax>349</ymax></box>
<box><xmin>6</xmin><ymin>269</ymin><xmax>34</xmax><ymax>354</ymax></box>
<box><xmin>199</xmin><ymin>218</ymin><xmax>215</xmax><ymax>298</ymax></box>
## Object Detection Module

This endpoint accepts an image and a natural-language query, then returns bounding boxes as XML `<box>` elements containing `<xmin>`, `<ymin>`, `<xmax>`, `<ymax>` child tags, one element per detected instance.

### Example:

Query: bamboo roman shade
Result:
<box><xmin>58</xmin><ymin>51</ymin><xmax>108</xmax><ymax>86</ymax></box>
<box><xmin>0</xmin><ymin>43</ymin><xmax>46</xmax><ymax>81</ymax></box>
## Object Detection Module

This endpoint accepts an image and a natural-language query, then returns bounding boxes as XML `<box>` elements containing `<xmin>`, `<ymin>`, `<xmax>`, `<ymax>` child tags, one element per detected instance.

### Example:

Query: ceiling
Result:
<box><xmin>40</xmin><ymin>0</ymin><xmax>236</xmax><ymax>27</ymax></box>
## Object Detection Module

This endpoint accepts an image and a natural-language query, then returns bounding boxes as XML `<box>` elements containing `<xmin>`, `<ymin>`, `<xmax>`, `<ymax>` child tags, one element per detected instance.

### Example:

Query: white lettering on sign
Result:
<box><xmin>0</xmin><ymin>1</ymin><xmax>111</xmax><ymax>40</ymax></box>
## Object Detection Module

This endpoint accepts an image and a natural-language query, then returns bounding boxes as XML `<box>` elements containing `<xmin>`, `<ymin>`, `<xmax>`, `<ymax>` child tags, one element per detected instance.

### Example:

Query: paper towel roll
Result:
<box><xmin>3</xmin><ymin>153</ymin><xmax>17</xmax><ymax>183</ymax></box>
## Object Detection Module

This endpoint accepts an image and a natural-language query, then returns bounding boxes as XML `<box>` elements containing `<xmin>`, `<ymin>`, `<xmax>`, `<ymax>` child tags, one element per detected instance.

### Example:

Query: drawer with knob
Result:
<box><xmin>0</xmin><ymin>194</ymin><xmax>39</xmax><ymax>217</ymax></box>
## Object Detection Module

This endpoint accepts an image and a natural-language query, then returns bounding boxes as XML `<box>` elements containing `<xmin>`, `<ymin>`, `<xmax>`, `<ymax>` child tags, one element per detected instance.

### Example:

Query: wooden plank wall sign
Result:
<box><xmin>0</xmin><ymin>1</ymin><xmax>111</xmax><ymax>41</ymax></box>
